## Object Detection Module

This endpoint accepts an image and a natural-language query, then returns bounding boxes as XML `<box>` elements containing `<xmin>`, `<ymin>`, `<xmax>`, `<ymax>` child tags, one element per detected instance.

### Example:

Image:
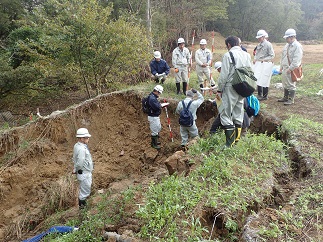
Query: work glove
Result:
<box><xmin>155</xmin><ymin>73</ymin><xmax>159</xmax><ymax>77</ymax></box>
<box><xmin>77</xmin><ymin>169</ymin><xmax>83</xmax><ymax>174</ymax></box>
<box><xmin>191</xmin><ymin>88</ymin><xmax>197</xmax><ymax>93</ymax></box>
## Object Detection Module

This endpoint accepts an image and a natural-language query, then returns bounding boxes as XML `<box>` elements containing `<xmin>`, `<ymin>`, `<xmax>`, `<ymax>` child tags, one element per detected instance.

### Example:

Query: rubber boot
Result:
<box><xmin>151</xmin><ymin>135</ymin><xmax>161</xmax><ymax>149</ymax></box>
<box><xmin>284</xmin><ymin>90</ymin><xmax>295</xmax><ymax>105</ymax></box>
<box><xmin>156</xmin><ymin>134</ymin><xmax>161</xmax><ymax>145</ymax></box>
<box><xmin>260</xmin><ymin>87</ymin><xmax>268</xmax><ymax>100</ymax></box>
<box><xmin>224</xmin><ymin>126</ymin><xmax>235</xmax><ymax>147</ymax></box>
<box><xmin>257</xmin><ymin>85</ymin><xmax>263</xmax><ymax>99</ymax></box>
<box><xmin>79</xmin><ymin>199</ymin><xmax>86</xmax><ymax>209</ymax></box>
<box><xmin>183</xmin><ymin>82</ymin><xmax>187</xmax><ymax>95</ymax></box>
<box><xmin>278</xmin><ymin>89</ymin><xmax>289</xmax><ymax>102</ymax></box>
<box><xmin>235</xmin><ymin>125</ymin><xmax>242</xmax><ymax>142</ymax></box>
<box><xmin>176</xmin><ymin>83</ymin><xmax>181</xmax><ymax>95</ymax></box>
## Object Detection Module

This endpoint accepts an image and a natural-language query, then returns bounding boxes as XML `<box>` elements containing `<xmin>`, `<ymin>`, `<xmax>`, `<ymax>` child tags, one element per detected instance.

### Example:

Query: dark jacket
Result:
<box><xmin>150</xmin><ymin>59</ymin><xmax>170</xmax><ymax>76</ymax></box>
<box><xmin>147</xmin><ymin>92</ymin><xmax>162</xmax><ymax>117</ymax></box>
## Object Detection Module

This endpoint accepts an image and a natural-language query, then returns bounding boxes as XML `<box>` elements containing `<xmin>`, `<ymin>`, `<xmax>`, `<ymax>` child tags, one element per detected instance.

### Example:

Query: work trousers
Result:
<box><xmin>148</xmin><ymin>116</ymin><xmax>161</xmax><ymax>136</ymax></box>
<box><xmin>175</xmin><ymin>65</ymin><xmax>189</xmax><ymax>83</ymax></box>
<box><xmin>282</xmin><ymin>68</ymin><xmax>296</xmax><ymax>91</ymax></box>
<box><xmin>220</xmin><ymin>85</ymin><xmax>244</xmax><ymax>127</ymax></box>
<box><xmin>196</xmin><ymin>66</ymin><xmax>215</xmax><ymax>86</ymax></box>
<box><xmin>77</xmin><ymin>172</ymin><xmax>92</xmax><ymax>201</ymax></box>
<box><xmin>180</xmin><ymin>121</ymin><xmax>199</xmax><ymax>146</ymax></box>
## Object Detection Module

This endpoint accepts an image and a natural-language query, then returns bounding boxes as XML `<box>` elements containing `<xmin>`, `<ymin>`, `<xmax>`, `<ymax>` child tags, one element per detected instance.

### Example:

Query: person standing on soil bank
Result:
<box><xmin>216</xmin><ymin>36</ymin><xmax>252</xmax><ymax>147</ymax></box>
<box><xmin>278</xmin><ymin>28</ymin><xmax>303</xmax><ymax>105</ymax></box>
<box><xmin>73</xmin><ymin>128</ymin><xmax>93</xmax><ymax>208</ymax></box>
<box><xmin>209</xmin><ymin>62</ymin><xmax>253</xmax><ymax>139</ymax></box>
<box><xmin>172</xmin><ymin>38</ymin><xmax>191</xmax><ymax>95</ymax></box>
<box><xmin>195</xmin><ymin>39</ymin><xmax>215</xmax><ymax>89</ymax></box>
<box><xmin>150</xmin><ymin>51</ymin><xmax>170</xmax><ymax>84</ymax></box>
<box><xmin>147</xmin><ymin>85</ymin><xmax>164</xmax><ymax>150</ymax></box>
<box><xmin>253</xmin><ymin>29</ymin><xmax>275</xmax><ymax>101</ymax></box>
<box><xmin>176</xmin><ymin>88</ymin><xmax>204</xmax><ymax>149</ymax></box>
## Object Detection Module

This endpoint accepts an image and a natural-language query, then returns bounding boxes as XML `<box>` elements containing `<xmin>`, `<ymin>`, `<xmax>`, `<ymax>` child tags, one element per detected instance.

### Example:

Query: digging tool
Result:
<box><xmin>209</xmin><ymin>31</ymin><xmax>215</xmax><ymax>86</ymax></box>
<box><xmin>162</xmin><ymin>99</ymin><xmax>173</xmax><ymax>142</ymax></box>
<box><xmin>187</xmin><ymin>30</ymin><xmax>195</xmax><ymax>90</ymax></box>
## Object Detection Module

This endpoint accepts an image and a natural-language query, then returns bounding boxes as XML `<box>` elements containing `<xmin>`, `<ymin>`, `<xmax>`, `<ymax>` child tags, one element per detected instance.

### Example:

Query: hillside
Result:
<box><xmin>0</xmin><ymin>41</ymin><xmax>322</xmax><ymax>241</ymax></box>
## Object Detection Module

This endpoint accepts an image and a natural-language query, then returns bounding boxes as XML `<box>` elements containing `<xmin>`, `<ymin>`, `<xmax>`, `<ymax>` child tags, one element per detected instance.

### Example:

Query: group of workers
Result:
<box><xmin>147</xmin><ymin>28</ymin><xmax>303</xmax><ymax>149</ymax></box>
<box><xmin>72</xmin><ymin>28</ymin><xmax>303</xmax><ymax>210</ymax></box>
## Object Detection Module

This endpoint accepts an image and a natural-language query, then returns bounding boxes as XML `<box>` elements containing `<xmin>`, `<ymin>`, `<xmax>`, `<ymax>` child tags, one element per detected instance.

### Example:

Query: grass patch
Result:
<box><xmin>280</xmin><ymin>115</ymin><xmax>323</xmax><ymax>161</ymax></box>
<box><xmin>136</xmin><ymin>133</ymin><xmax>288</xmax><ymax>241</ymax></box>
<box><xmin>257</xmin><ymin>182</ymin><xmax>323</xmax><ymax>241</ymax></box>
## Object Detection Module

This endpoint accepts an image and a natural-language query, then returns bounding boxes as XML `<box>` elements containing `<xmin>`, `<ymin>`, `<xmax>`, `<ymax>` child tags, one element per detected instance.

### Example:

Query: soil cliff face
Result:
<box><xmin>0</xmin><ymin>90</ymin><xmax>218</xmax><ymax>241</ymax></box>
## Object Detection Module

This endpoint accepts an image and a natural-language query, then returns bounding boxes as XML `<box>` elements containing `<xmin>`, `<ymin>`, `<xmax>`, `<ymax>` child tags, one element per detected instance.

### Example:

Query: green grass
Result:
<box><xmin>136</xmin><ymin>133</ymin><xmax>289</xmax><ymax>241</ymax></box>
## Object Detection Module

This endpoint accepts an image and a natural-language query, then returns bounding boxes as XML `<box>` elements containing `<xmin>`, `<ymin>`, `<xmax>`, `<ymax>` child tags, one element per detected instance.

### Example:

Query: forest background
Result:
<box><xmin>0</xmin><ymin>0</ymin><xmax>322</xmax><ymax>118</ymax></box>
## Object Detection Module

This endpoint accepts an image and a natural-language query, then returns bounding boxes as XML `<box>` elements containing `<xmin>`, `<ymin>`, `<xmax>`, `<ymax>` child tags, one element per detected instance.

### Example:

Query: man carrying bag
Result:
<box><xmin>278</xmin><ymin>28</ymin><xmax>303</xmax><ymax>105</ymax></box>
<box><xmin>216</xmin><ymin>36</ymin><xmax>253</xmax><ymax>147</ymax></box>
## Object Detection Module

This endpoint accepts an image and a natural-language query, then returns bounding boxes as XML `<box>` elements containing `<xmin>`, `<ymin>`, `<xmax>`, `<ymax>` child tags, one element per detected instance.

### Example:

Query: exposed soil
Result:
<box><xmin>0</xmin><ymin>43</ymin><xmax>322</xmax><ymax>242</ymax></box>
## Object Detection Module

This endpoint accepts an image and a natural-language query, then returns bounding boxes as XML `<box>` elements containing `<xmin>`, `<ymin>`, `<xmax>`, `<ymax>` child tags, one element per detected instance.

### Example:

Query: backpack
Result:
<box><xmin>179</xmin><ymin>100</ymin><xmax>194</xmax><ymax>127</ymax></box>
<box><xmin>142</xmin><ymin>95</ymin><xmax>151</xmax><ymax>114</ymax></box>
<box><xmin>246</xmin><ymin>95</ymin><xmax>260</xmax><ymax>117</ymax></box>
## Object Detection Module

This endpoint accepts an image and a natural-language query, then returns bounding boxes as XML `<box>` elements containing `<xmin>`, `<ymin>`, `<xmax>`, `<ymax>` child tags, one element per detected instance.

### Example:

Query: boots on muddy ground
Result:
<box><xmin>284</xmin><ymin>90</ymin><xmax>295</xmax><ymax>105</ymax></box>
<box><xmin>151</xmin><ymin>135</ymin><xmax>161</xmax><ymax>149</ymax></box>
<box><xmin>176</xmin><ymin>83</ymin><xmax>181</xmax><ymax>95</ymax></box>
<box><xmin>260</xmin><ymin>87</ymin><xmax>268</xmax><ymax>100</ymax></box>
<box><xmin>224</xmin><ymin>126</ymin><xmax>236</xmax><ymax>147</ymax></box>
<box><xmin>278</xmin><ymin>89</ymin><xmax>289</xmax><ymax>102</ymax></box>
<box><xmin>79</xmin><ymin>199</ymin><xmax>86</xmax><ymax>209</ymax></box>
<box><xmin>258</xmin><ymin>86</ymin><xmax>268</xmax><ymax>100</ymax></box>
<box><xmin>156</xmin><ymin>134</ymin><xmax>161</xmax><ymax>145</ymax></box>
<box><xmin>183</xmin><ymin>82</ymin><xmax>187</xmax><ymax>95</ymax></box>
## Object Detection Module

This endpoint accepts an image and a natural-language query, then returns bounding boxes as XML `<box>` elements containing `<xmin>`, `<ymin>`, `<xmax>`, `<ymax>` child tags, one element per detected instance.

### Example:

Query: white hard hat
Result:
<box><xmin>283</xmin><ymin>28</ymin><xmax>296</xmax><ymax>38</ymax></box>
<box><xmin>76</xmin><ymin>128</ymin><xmax>91</xmax><ymax>138</ymax></box>
<box><xmin>256</xmin><ymin>29</ymin><xmax>267</xmax><ymax>39</ymax></box>
<box><xmin>154</xmin><ymin>85</ymin><xmax>163</xmax><ymax>94</ymax></box>
<box><xmin>153</xmin><ymin>51</ymin><xmax>161</xmax><ymax>59</ymax></box>
<box><xmin>265</xmin><ymin>32</ymin><xmax>269</xmax><ymax>38</ymax></box>
<box><xmin>214</xmin><ymin>61</ymin><xmax>222</xmax><ymax>70</ymax></box>
<box><xmin>200</xmin><ymin>39</ymin><xmax>207</xmax><ymax>45</ymax></box>
<box><xmin>177</xmin><ymin>38</ymin><xmax>185</xmax><ymax>44</ymax></box>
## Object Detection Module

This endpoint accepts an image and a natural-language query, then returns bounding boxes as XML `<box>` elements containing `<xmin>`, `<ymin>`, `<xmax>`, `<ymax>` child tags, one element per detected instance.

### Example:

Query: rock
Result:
<box><xmin>164</xmin><ymin>150</ymin><xmax>190</xmax><ymax>175</ymax></box>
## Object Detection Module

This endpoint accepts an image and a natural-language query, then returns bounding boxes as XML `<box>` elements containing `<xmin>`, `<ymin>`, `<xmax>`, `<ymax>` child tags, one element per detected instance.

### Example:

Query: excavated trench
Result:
<box><xmin>0</xmin><ymin>91</ymin><xmax>313</xmax><ymax>241</ymax></box>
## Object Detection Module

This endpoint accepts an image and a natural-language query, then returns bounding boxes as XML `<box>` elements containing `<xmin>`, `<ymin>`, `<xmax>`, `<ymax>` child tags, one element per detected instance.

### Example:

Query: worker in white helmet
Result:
<box><xmin>278</xmin><ymin>28</ymin><xmax>303</xmax><ymax>105</ymax></box>
<box><xmin>73</xmin><ymin>128</ymin><xmax>93</xmax><ymax>208</ymax></box>
<box><xmin>147</xmin><ymin>85</ymin><xmax>164</xmax><ymax>149</ymax></box>
<box><xmin>195</xmin><ymin>39</ymin><xmax>215</xmax><ymax>89</ymax></box>
<box><xmin>253</xmin><ymin>29</ymin><xmax>275</xmax><ymax>101</ymax></box>
<box><xmin>150</xmin><ymin>51</ymin><xmax>170</xmax><ymax>84</ymax></box>
<box><xmin>172</xmin><ymin>37</ymin><xmax>191</xmax><ymax>95</ymax></box>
